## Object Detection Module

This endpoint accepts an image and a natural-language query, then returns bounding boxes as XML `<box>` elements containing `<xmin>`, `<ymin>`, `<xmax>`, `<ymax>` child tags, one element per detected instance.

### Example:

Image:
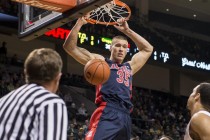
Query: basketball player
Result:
<box><xmin>0</xmin><ymin>48</ymin><xmax>68</xmax><ymax>140</ymax></box>
<box><xmin>63</xmin><ymin>17</ymin><xmax>153</xmax><ymax>140</ymax></box>
<box><xmin>184</xmin><ymin>82</ymin><xmax>210</xmax><ymax>140</ymax></box>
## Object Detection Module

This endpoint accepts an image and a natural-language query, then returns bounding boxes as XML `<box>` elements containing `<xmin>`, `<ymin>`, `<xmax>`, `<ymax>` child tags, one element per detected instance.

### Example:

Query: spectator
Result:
<box><xmin>69</xmin><ymin>102</ymin><xmax>77</xmax><ymax>120</ymax></box>
<box><xmin>77</xmin><ymin>103</ymin><xmax>88</xmax><ymax>122</ymax></box>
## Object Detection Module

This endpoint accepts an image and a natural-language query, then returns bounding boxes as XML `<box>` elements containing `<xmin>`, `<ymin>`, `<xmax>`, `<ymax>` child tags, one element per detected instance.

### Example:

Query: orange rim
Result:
<box><xmin>86</xmin><ymin>0</ymin><xmax>131</xmax><ymax>25</ymax></box>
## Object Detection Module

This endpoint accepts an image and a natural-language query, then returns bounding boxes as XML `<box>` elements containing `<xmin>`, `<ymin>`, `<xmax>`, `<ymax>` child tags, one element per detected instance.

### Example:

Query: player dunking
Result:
<box><xmin>63</xmin><ymin>17</ymin><xmax>153</xmax><ymax>140</ymax></box>
<box><xmin>184</xmin><ymin>82</ymin><xmax>210</xmax><ymax>140</ymax></box>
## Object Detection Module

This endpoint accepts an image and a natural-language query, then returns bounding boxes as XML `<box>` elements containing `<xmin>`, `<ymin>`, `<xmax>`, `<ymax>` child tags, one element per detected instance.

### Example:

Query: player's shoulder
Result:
<box><xmin>192</xmin><ymin>111</ymin><xmax>210</xmax><ymax>120</ymax></box>
<box><xmin>127</xmin><ymin>60</ymin><xmax>131</xmax><ymax>65</ymax></box>
<box><xmin>191</xmin><ymin>111</ymin><xmax>210</xmax><ymax>130</ymax></box>
<box><xmin>124</xmin><ymin>61</ymin><xmax>132</xmax><ymax>68</ymax></box>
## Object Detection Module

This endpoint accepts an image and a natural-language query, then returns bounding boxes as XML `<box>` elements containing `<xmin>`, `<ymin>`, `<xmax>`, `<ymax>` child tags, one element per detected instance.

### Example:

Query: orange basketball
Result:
<box><xmin>84</xmin><ymin>59</ymin><xmax>110</xmax><ymax>85</ymax></box>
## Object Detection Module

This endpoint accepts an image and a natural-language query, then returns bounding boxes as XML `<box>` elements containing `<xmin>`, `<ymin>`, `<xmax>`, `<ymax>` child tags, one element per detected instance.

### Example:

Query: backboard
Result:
<box><xmin>12</xmin><ymin>0</ymin><xmax>112</xmax><ymax>41</ymax></box>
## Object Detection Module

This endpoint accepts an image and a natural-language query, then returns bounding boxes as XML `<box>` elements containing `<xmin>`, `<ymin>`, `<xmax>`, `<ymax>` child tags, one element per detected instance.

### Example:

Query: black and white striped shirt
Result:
<box><xmin>0</xmin><ymin>84</ymin><xmax>68</xmax><ymax>140</ymax></box>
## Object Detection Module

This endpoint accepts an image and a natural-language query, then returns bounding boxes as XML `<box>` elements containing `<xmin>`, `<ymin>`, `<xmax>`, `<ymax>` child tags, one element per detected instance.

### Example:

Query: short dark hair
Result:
<box><xmin>24</xmin><ymin>48</ymin><xmax>63</xmax><ymax>85</ymax></box>
<box><xmin>196</xmin><ymin>82</ymin><xmax>210</xmax><ymax>110</ymax></box>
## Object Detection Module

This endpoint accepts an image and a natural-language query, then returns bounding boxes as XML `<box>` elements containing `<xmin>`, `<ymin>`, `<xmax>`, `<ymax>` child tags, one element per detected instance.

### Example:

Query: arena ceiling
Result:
<box><xmin>124</xmin><ymin>0</ymin><xmax>210</xmax><ymax>22</ymax></box>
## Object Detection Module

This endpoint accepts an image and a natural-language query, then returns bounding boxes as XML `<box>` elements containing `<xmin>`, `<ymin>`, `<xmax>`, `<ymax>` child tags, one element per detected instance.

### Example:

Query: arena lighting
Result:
<box><xmin>152</xmin><ymin>50</ymin><xmax>210</xmax><ymax>72</ymax></box>
<box><xmin>45</xmin><ymin>27</ymin><xmax>70</xmax><ymax>39</ymax></box>
<box><xmin>45</xmin><ymin>27</ymin><xmax>131</xmax><ymax>49</ymax></box>
<box><xmin>45</xmin><ymin>28</ymin><xmax>210</xmax><ymax>72</ymax></box>
<box><xmin>182</xmin><ymin>57</ymin><xmax>210</xmax><ymax>70</ymax></box>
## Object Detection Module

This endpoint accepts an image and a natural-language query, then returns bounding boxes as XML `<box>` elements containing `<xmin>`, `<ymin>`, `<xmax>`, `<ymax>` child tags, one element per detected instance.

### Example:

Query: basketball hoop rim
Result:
<box><xmin>85</xmin><ymin>0</ymin><xmax>131</xmax><ymax>25</ymax></box>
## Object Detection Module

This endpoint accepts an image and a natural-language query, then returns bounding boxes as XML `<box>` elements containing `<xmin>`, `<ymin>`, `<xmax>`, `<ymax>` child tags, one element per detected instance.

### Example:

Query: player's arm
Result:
<box><xmin>190</xmin><ymin>113</ymin><xmax>210</xmax><ymax>140</ymax></box>
<box><xmin>114</xmin><ymin>19</ymin><xmax>153</xmax><ymax>75</ymax></box>
<box><xmin>38</xmin><ymin>103</ymin><xmax>68</xmax><ymax>140</ymax></box>
<box><xmin>63</xmin><ymin>17</ymin><xmax>104</xmax><ymax>65</ymax></box>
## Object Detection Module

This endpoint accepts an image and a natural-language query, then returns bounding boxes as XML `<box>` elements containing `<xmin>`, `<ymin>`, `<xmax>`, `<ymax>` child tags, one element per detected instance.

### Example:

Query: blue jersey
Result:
<box><xmin>95</xmin><ymin>58</ymin><xmax>133</xmax><ymax>111</ymax></box>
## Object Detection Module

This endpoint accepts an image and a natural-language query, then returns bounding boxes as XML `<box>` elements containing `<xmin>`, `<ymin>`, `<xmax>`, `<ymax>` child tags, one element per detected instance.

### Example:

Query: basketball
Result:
<box><xmin>84</xmin><ymin>59</ymin><xmax>110</xmax><ymax>85</ymax></box>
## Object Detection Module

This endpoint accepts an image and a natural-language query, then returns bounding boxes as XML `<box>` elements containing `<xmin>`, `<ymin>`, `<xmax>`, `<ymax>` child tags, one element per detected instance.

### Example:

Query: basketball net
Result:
<box><xmin>86</xmin><ymin>0</ymin><xmax>131</xmax><ymax>26</ymax></box>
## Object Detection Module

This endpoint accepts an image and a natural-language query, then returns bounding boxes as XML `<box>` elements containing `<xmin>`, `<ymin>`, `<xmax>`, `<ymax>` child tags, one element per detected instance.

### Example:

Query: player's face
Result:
<box><xmin>187</xmin><ymin>85</ymin><xmax>200</xmax><ymax>111</ymax></box>
<box><xmin>110</xmin><ymin>39</ymin><xmax>128</xmax><ymax>63</ymax></box>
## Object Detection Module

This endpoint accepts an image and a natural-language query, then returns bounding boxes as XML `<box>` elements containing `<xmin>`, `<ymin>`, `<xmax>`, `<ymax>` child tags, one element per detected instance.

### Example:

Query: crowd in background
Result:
<box><xmin>131</xmin><ymin>87</ymin><xmax>189</xmax><ymax>139</ymax></box>
<box><xmin>1</xmin><ymin>0</ymin><xmax>210</xmax><ymax>139</ymax></box>
<box><xmin>0</xmin><ymin>57</ymin><xmax>190</xmax><ymax>140</ymax></box>
<box><xmin>155</xmin><ymin>29</ymin><xmax>210</xmax><ymax>60</ymax></box>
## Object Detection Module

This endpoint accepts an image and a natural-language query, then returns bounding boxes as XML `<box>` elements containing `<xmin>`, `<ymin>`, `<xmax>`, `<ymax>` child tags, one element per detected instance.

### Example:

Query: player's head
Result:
<box><xmin>187</xmin><ymin>82</ymin><xmax>210</xmax><ymax>112</ymax></box>
<box><xmin>24</xmin><ymin>48</ymin><xmax>63</xmax><ymax>93</ymax></box>
<box><xmin>109</xmin><ymin>35</ymin><xmax>128</xmax><ymax>63</ymax></box>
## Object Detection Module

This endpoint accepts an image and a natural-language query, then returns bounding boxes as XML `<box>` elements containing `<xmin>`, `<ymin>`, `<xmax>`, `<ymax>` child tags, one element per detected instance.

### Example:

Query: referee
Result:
<box><xmin>0</xmin><ymin>48</ymin><xmax>68</xmax><ymax>140</ymax></box>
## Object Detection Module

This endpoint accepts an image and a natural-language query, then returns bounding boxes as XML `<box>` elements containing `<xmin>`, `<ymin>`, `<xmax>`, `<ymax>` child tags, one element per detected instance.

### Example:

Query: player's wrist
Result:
<box><xmin>76</xmin><ymin>22</ymin><xmax>83</xmax><ymax>27</ymax></box>
<box><xmin>123</xmin><ymin>28</ymin><xmax>133</xmax><ymax>35</ymax></box>
<box><xmin>74</xmin><ymin>22</ymin><xmax>84</xmax><ymax>31</ymax></box>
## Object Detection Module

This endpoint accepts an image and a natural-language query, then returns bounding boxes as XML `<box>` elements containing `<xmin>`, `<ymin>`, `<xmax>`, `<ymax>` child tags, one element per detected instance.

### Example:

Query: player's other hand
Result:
<box><xmin>114</xmin><ymin>18</ymin><xmax>130</xmax><ymax>32</ymax></box>
<box><xmin>76</xmin><ymin>13</ymin><xmax>90</xmax><ymax>25</ymax></box>
<box><xmin>76</xmin><ymin>17</ymin><xmax>87</xmax><ymax>25</ymax></box>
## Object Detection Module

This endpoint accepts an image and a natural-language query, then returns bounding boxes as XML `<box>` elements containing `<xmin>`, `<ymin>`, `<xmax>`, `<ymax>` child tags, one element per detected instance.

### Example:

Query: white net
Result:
<box><xmin>87</xmin><ymin>0</ymin><xmax>131</xmax><ymax>25</ymax></box>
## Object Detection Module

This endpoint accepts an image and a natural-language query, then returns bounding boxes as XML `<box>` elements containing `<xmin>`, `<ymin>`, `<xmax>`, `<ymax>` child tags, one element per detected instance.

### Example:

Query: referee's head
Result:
<box><xmin>24</xmin><ymin>48</ymin><xmax>63</xmax><ymax>93</ymax></box>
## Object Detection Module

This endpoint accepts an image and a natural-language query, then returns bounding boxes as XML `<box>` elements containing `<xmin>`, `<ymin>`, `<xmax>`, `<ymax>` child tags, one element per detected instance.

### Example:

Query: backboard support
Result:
<box><xmin>15</xmin><ymin>0</ymin><xmax>112</xmax><ymax>41</ymax></box>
